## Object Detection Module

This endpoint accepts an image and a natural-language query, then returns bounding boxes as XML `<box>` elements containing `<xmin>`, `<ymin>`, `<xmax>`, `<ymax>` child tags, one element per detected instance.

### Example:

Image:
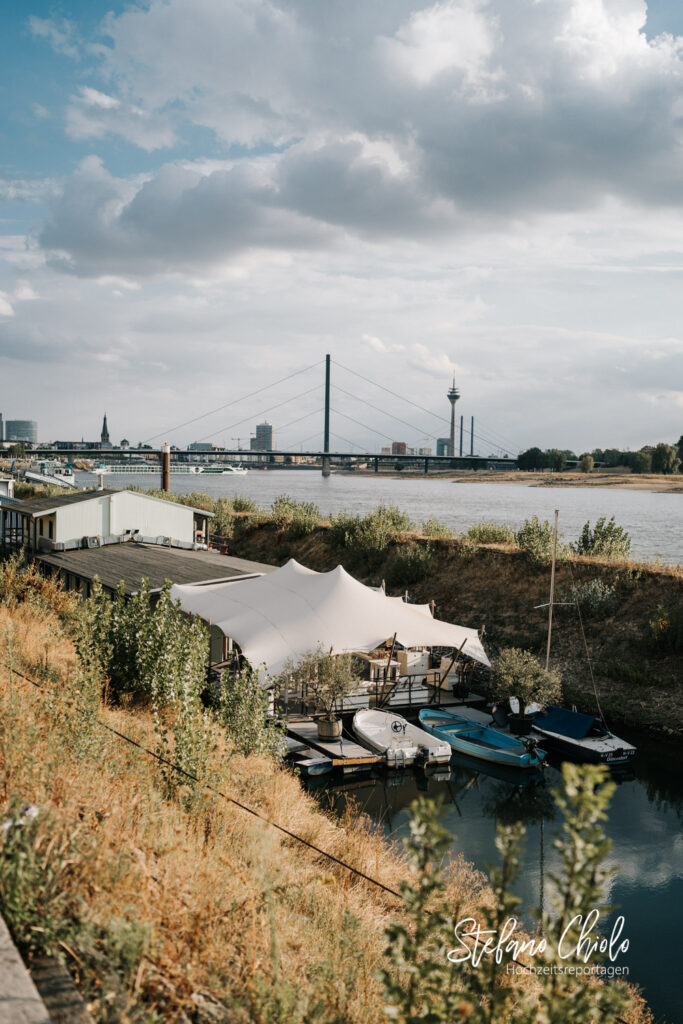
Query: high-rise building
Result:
<box><xmin>447</xmin><ymin>378</ymin><xmax>460</xmax><ymax>457</ymax></box>
<box><xmin>391</xmin><ymin>441</ymin><xmax>407</xmax><ymax>455</ymax></box>
<box><xmin>0</xmin><ymin>413</ymin><xmax>3</xmax><ymax>442</ymax></box>
<box><xmin>5</xmin><ymin>420</ymin><xmax>38</xmax><ymax>443</ymax></box>
<box><xmin>250</xmin><ymin>422</ymin><xmax>273</xmax><ymax>451</ymax></box>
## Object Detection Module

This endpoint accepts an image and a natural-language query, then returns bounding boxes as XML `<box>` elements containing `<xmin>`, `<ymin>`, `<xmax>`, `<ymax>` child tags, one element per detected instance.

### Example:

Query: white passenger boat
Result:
<box><xmin>352</xmin><ymin>709</ymin><xmax>451</xmax><ymax>768</ymax></box>
<box><xmin>197</xmin><ymin>465</ymin><xmax>248</xmax><ymax>475</ymax></box>
<box><xmin>95</xmin><ymin>462</ymin><xmax>203</xmax><ymax>475</ymax></box>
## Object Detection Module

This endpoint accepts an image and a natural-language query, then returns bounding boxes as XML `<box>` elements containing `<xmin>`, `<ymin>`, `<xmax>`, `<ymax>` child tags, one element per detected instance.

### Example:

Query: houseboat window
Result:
<box><xmin>48</xmin><ymin>520</ymin><xmax>53</xmax><ymax>540</ymax></box>
<box><xmin>39</xmin><ymin>519</ymin><xmax>44</xmax><ymax>536</ymax></box>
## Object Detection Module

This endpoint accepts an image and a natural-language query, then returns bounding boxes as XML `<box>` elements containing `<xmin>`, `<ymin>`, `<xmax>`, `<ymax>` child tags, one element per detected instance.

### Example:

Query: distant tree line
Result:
<box><xmin>518</xmin><ymin>436</ymin><xmax>682</xmax><ymax>474</ymax></box>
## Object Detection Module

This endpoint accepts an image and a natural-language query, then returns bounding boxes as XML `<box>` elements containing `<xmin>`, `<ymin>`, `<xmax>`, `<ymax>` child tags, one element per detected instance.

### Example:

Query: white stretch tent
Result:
<box><xmin>171</xmin><ymin>558</ymin><xmax>490</xmax><ymax>678</ymax></box>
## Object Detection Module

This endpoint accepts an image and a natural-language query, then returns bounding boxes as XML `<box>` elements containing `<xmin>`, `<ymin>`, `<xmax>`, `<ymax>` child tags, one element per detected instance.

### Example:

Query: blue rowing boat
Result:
<box><xmin>418</xmin><ymin>709</ymin><xmax>546</xmax><ymax>769</ymax></box>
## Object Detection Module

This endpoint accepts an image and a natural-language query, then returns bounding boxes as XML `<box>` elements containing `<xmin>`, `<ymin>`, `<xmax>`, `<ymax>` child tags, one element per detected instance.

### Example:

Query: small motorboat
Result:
<box><xmin>523</xmin><ymin>704</ymin><xmax>636</xmax><ymax>765</ymax></box>
<box><xmin>284</xmin><ymin>737</ymin><xmax>333</xmax><ymax>776</ymax></box>
<box><xmin>418</xmin><ymin>708</ymin><xmax>545</xmax><ymax>769</ymax></box>
<box><xmin>352</xmin><ymin>709</ymin><xmax>451</xmax><ymax>768</ymax></box>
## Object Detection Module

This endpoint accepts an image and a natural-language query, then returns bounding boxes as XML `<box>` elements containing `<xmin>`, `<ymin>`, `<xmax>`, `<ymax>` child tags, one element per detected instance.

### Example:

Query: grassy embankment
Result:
<box><xmin>0</xmin><ymin>560</ymin><xmax>656</xmax><ymax>1023</ymax></box>
<box><xmin>0</xmin><ymin>582</ymin><xmax>489</xmax><ymax>1022</ymax></box>
<box><xmin>221</xmin><ymin>511</ymin><xmax>682</xmax><ymax>740</ymax></box>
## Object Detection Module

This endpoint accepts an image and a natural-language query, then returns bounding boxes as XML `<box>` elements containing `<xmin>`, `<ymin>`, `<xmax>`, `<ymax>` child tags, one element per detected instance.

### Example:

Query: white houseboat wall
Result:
<box><xmin>1</xmin><ymin>488</ymin><xmax>213</xmax><ymax>557</ymax></box>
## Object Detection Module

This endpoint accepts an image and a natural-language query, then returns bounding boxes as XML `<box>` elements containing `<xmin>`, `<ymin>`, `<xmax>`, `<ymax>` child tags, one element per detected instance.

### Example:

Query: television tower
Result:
<box><xmin>447</xmin><ymin>378</ymin><xmax>460</xmax><ymax>457</ymax></box>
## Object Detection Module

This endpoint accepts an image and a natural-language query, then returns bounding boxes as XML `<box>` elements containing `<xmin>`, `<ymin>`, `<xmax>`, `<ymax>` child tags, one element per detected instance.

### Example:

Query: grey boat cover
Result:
<box><xmin>533</xmin><ymin>706</ymin><xmax>596</xmax><ymax>740</ymax></box>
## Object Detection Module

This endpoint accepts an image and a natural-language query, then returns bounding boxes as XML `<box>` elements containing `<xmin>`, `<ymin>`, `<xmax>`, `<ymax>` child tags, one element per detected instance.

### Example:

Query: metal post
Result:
<box><xmin>470</xmin><ymin>416</ymin><xmax>474</xmax><ymax>457</ymax></box>
<box><xmin>374</xmin><ymin>456</ymin><xmax>379</xmax><ymax>474</ymax></box>
<box><xmin>545</xmin><ymin>509</ymin><xmax>559</xmax><ymax>671</ymax></box>
<box><xmin>161</xmin><ymin>442</ymin><xmax>171</xmax><ymax>492</ymax></box>
<box><xmin>424</xmin><ymin>457</ymin><xmax>429</xmax><ymax>474</ymax></box>
<box><xmin>459</xmin><ymin>415</ymin><xmax>463</xmax><ymax>457</ymax></box>
<box><xmin>322</xmin><ymin>354</ymin><xmax>331</xmax><ymax>477</ymax></box>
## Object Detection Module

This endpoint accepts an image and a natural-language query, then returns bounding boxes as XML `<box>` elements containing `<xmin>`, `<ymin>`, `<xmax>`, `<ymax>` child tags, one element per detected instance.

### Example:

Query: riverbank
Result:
<box><xmin>340</xmin><ymin>468</ymin><xmax>683</xmax><ymax>492</ymax></box>
<box><xmin>0</xmin><ymin>596</ymin><xmax>477</xmax><ymax>1022</ymax></box>
<box><xmin>0</xmin><ymin>564</ymin><xmax>659</xmax><ymax>1024</ymax></box>
<box><xmin>1</xmin><ymin>584</ymin><xmax>655</xmax><ymax>1023</ymax></box>
<box><xmin>227</xmin><ymin>519</ymin><xmax>683</xmax><ymax>739</ymax></box>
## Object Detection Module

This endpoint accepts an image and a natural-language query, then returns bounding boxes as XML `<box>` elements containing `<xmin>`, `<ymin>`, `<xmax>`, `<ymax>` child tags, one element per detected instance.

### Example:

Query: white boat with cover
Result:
<box><xmin>352</xmin><ymin>709</ymin><xmax>452</xmax><ymax>768</ymax></box>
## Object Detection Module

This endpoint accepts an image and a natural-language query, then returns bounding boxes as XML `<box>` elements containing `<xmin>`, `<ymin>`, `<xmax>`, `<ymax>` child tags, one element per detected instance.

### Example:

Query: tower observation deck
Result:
<box><xmin>447</xmin><ymin>379</ymin><xmax>460</xmax><ymax>457</ymax></box>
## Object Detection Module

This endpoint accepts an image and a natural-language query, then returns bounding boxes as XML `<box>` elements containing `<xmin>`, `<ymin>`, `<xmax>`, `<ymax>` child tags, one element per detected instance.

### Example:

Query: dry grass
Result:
<box><xmin>0</xmin><ymin>588</ymin><xmax>654</xmax><ymax>1023</ymax></box>
<box><xmin>0</xmin><ymin>603</ymin><xmax>494</xmax><ymax>1023</ymax></box>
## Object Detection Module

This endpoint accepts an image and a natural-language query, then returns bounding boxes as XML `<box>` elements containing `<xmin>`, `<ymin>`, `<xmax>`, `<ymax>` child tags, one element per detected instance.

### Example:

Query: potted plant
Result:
<box><xmin>490</xmin><ymin>648</ymin><xmax>562</xmax><ymax>735</ymax></box>
<box><xmin>280</xmin><ymin>645</ymin><xmax>361</xmax><ymax>739</ymax></box>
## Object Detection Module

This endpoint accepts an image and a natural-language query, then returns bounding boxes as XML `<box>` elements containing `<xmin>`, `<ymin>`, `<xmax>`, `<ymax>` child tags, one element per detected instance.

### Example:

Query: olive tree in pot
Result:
<box><xmin>490</xmin><ymin>647</ymin><xmax>562</xmax><ymax>735</ymax></box>
<box><xmin>280</xmin><ymin>645</ymin><xmax>361</xmax><ymax>739</ymax></box>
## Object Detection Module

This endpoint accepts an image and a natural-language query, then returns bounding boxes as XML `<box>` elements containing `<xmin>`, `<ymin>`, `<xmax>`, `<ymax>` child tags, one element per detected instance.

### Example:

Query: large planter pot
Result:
<box><xmin>317</xmin><ymin>717</ymin><xmax>342</xmax><ymax>740</ymax></box>
<box><xmin>508</xmin><ymin>714</ymin><xmax>532</xmax><ymax>736</ymax></box>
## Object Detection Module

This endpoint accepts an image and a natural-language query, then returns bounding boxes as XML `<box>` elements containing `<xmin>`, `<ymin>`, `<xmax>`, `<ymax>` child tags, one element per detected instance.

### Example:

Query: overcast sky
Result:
<box><xmin>1</xmin><ymin>0</ymin><xmax>682</xmax><ymax>454</ymax></box>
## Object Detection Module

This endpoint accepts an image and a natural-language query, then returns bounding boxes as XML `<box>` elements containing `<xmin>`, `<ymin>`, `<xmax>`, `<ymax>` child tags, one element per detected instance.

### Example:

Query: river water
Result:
<box><xmin>313</xmin><ymin>735</ymin><xmax>683</xmax><ymax>1023</ymax></box>
<box><xmin>79</xmin><ymin>470</ymin><xmax>682</xmax><ymax>564</ymax></box>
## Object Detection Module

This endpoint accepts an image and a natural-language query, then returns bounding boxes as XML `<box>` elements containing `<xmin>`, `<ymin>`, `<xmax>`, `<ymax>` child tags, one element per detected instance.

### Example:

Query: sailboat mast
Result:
<box><xmin>545</xmin><ymin>509</ymin><xmax>559</xmax><ymax>671</ymax></box>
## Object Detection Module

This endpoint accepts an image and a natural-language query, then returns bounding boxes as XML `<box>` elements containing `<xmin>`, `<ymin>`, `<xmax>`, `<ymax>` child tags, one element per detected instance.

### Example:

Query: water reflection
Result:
<box><xmin>309</xmin><ymin>740</ymin><xmax>683</xmax><ymax>1022</ymax></box>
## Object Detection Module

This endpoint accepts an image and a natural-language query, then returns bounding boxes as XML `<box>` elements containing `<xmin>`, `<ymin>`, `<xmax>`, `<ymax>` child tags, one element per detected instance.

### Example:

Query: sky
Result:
<box><xmin>1</xmin><ymin>0</ymin><xmax>683</xmax><ymax>455</ymax></box>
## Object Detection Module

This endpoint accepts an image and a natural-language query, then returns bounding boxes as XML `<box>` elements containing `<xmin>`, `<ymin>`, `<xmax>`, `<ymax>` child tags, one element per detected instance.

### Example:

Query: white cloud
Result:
<box><xmin>410</xmin><ymin>344</ymin><xmax>462</xmax><ymax>378</ymax></box>
<box><xmin>66</xmin><ymin>87</ymin><xmax>177</xmax><ymax>151</ymax></box>
<box><xmin>379</xmin><ymin>0</ymin><xmax>500</xmax><ymax>93</ymax></box>
<box><xmin>4</xmin><ymin>0</ymin><xmax>683</xmax><ymax>451</ymax></box>
<box><xmin>28</xmin><ymin>16</ymin><xmax>80</xmax><ymax>59</ymax></box>
<box><xmin>0</xmin><ymin>293</ymin><xmax>15</xmax><ymax>317</ymax></box>
<box><xmin>361</xmin><ymin>333</ymin><xmax>405</xmax><ymax>354</ymax></box>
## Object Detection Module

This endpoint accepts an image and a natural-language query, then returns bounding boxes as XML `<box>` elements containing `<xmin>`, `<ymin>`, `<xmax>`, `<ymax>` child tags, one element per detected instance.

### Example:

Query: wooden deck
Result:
<box><xmin>287</xmin><ymin>721</ymin><xmax>383</xmax><ymax>773</ymax></box>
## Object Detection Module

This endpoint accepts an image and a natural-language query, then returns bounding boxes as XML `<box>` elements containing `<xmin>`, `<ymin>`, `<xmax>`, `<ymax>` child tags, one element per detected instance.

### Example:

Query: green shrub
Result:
<box><xmin>0</xmin><ymin>804</ymin><xmax>88</xmax><ymax>959</ymax></box>
<box><xmin>328</xmin><ymin>504</ymin><xmax>414</xmax><ymax>559</ymax></box>
<box><xmin>232</xmin><ymin>493</ymin><xmax>259</xmax><ymax>512</ymax></box>
<box><xmin>490</xmin><ymin>647</ymin><xmax>563</xmax><ymax>713</ymax></box>
<box><xmin>466</xmin><ymin>520</ymin><xmax>515</xmax><ymax>544</ymax></box>
<box><xmin>77</xmin><ymin>579</ymin><xmax>209</xmax><ymax>706</ymax></box>
<box><xmin>13</xmin><ymin>481</ymin><xmax>72</xmax><ymax>500</ymax></box>
<box><xmin>516</xmin><ymin>515</ymin><xmax>568</xmax><ymax>566</ymax></box>
<box><xmin>563</xmin><ymin>577</ymin><xmax>617</xmax><ymax>616</ymax></box>
<box><xmin>217</xmin><ymin>667</ymin><xmax>285</xmax><ymax>758</ymax></box>
<box><xmin>0</xmin><ymin>804</ymin><xmax>151</xmax><ymax>1018</ymax></box>
<box><xmin>271</xmin><ymin>494</ymin><xmax>321</xmax><ymax>537</ymax></box>
<box><xmin>384</xmin><ymin>544</ymin><xmax>435</xmax><ymax>587</ymax></box>
<box><xmin>212</xmin><ymin>497</ymin><xmax>236</xmax><ymax>537</ymax></box>
<box><xmin>573</xmin><ymin>516</ymin><xmax>631</xmax><ymax>560</ymax></box>
<box><xmin>648</xmin><ymin>603</ymin><xmax>683</xmax><ymax>652</ymax></box>
<box><xmin>579</xmin><ymin>454</ymin><xmax>594</xmax><ymax>473</ymax></box>
<box><xmin>420</xmin><ymin>518</ymin><xmax>453</xmax><ymax>539</ymax></box>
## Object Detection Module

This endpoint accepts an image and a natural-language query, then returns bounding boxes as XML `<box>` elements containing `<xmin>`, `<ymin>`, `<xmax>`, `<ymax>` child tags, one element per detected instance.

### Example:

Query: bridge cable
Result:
<box><xmin>194</xmin><ymin>386</ymin><xmax>320</xmax><ymax>443</ymax></box>
<box><xmin>335</xmin><ymin>361</ymin><xmax>518</xmax><ymax>456</ymax></box>
<box><xmin>332</xmin><ymin>384</ymin><xmax>439</xmax><ymax>442</ymax></box>
<box><xmin>142</xmin><ymin>360</ymin><xmax>322</xmax><ymax>444</ymax></box>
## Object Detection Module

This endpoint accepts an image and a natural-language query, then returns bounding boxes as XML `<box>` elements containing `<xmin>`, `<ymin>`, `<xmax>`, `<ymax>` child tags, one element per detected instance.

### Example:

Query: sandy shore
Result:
<box><xmin>341</xmin><ymin>469</ymin><xmax>683</xmax><ymax>492</ymax></box>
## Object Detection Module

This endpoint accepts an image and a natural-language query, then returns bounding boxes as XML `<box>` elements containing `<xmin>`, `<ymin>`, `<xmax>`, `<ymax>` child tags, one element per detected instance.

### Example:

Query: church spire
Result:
<box><xmin>101</xmin><ymin>412</ymin><xmax>110</xmax><ymax>445</ymax></box>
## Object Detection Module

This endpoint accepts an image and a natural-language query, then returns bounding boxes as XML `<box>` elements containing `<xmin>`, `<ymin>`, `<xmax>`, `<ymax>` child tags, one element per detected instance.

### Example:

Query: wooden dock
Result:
<box><xmin>287</xmin><ymin>721</ymin><xmax>383</xmax><ymax>774</ymax></box>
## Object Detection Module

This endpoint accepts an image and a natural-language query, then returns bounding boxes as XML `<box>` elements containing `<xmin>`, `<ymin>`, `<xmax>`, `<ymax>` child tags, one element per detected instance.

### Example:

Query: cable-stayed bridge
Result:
<box><xmin>29</xmin><ymin>356</ymin><xmax>519</xmax><ymax>476</ymax></box>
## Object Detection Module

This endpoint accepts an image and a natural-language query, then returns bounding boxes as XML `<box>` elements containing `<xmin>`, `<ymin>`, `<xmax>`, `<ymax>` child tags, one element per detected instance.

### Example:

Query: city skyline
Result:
<box><xmin>1</xmin><ymin>1</ymin><xmax>683</xmax><ymax>452</ymax></box>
